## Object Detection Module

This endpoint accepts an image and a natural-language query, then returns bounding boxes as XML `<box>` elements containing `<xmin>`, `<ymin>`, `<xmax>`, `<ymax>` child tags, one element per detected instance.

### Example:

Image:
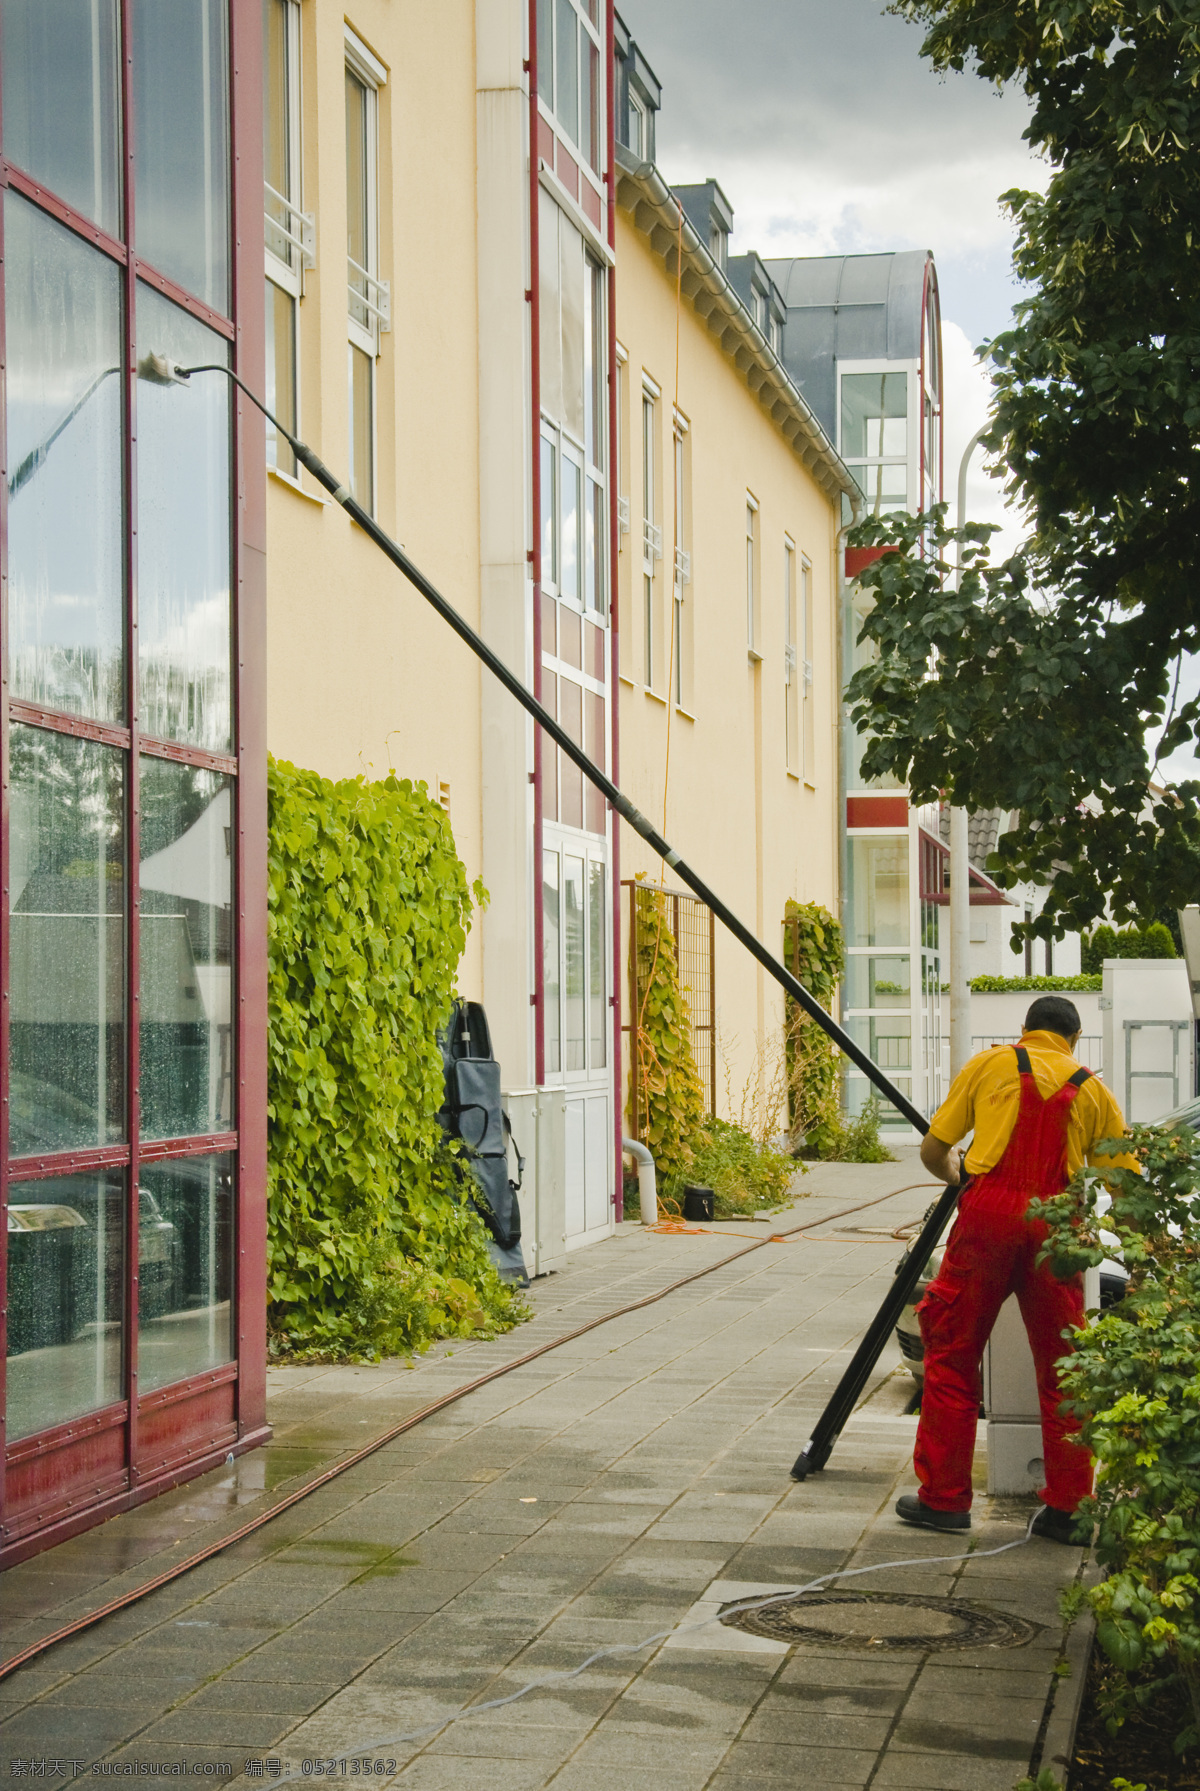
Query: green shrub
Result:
<box><xmin>660</xmin><ymin>1115</ymin><xmax>796</xmax><ymax>1218</ymax></box>
<box><xmin>629</xmin><ymin>880</ymin><xmax>706</xmax><ymax>1183</ymax></box>
<box><xmin>809</xmin><ymin>1097</ymin><xmax>896</xmax><ymax>1164</ymax></box>
<box><xmin>969</xmin><ymin>974</ymin><xmax>1102</xmax><ymax>993</ymax></box>
<box><xmin>267</xmin><ymin>757</ymin><xmax>526</xmax><ymax>1360</ymax></box>
<box><xmin>1081</xmin><ymin>921</ymin><xmax>1178</xmax><ymax>974</ymax></box>
<box><xmin>782</xmin><ymin>900</ymin><xmax>845</xmax><ymax>1158</ymax></box>
<box><xmin>1036</xmin><ymin>1123</ymin><xmax>1200</xmax><ymax>1753</ymax></box>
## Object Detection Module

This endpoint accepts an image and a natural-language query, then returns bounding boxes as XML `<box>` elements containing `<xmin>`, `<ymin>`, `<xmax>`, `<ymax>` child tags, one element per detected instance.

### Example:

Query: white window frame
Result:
<box><xmin>265</xmin><ymin>0</ymin><xmax>310</xmax><ymax>294</ymax></box>
<box><xmin>672</xmin><ymin>413</ymin><xmax>689</xmax><ymax>709</ymax></box>
<box><xmin>628</xmin><ymin>89</ymin><xmax>647</xmax><ymax>160</ymax></box>
<box><xmin>541</xmin><ymin>0</ymin><xmax>605</xmax><ymax>173</ymax></box>
<box><xmin>784</xmin><ymin>536</ymin><xmax>798</xmax><ymax>773</ymax></box>
<box><xmin>745</xmin><ymin>493</ymin><xmax>760</xmax><ymax>660</ymax></box>
<box><xmin>345</xmin><ymin>27</ymin><xmax>389</xmax><ymax>357</ymax></box>
<box><xmin>801</xmin><ymin>553</ymin><xmax>815</xmax><ymax>782</ymax></box>
<box><xmin>837</xmin><ymin>358</ymin><xmax>917</xmax><ymax>521</ymax></box>
<box><xmin>641</xmin><ymin>382</ymin><xmax>660</xmax><ymax>688</ymax></box>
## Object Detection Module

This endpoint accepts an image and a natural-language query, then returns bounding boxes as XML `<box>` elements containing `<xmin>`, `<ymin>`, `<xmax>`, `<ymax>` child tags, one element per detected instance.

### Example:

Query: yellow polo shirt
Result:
<box><xmin>928</xmin><ymin>1030</ymin><xmax>1136</xmax><ymax>1178</ymax></box>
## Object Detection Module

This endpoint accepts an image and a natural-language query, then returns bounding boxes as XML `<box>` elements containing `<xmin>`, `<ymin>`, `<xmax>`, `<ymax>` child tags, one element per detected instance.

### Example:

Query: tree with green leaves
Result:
<box><xmin>847</xmin><ymin>1</ymin><xmax>1200</xmax><ymax>939</ymax></box>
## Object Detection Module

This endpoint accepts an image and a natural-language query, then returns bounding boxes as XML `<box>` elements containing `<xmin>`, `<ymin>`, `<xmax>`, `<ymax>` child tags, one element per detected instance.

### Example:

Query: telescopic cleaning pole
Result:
<box><xmin>160</xmin><ymin>356</ymin><xmax>959</xmax><ymax>1480</ymax></box>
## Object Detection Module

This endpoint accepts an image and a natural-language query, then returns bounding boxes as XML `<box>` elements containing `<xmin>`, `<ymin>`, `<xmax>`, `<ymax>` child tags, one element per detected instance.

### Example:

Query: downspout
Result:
<box><xmin>622</xmin><ymin>1137</ymin><xmax>656</xmax><ymax>1224</ymax></box>
<box><xmin>606</xmin><ymin>0</ymin><xmax>622</xmax><ymax>1220</ymax></box>
<box><xmin>527</xmin><ymin>0</ymin><xmax>545</xmax><ymax>1088</ymax></box>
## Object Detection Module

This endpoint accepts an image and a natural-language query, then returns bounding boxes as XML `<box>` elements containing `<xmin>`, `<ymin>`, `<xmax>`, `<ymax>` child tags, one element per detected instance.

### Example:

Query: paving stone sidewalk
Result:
<box><xmin>0</xmin><ymin>1157</ymin><xmax>1090</xmax><ymax>1790</ymax></box>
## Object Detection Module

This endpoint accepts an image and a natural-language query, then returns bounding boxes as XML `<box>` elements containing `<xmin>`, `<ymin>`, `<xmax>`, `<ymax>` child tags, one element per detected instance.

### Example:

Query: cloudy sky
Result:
<box><xmin>623</xmin><ymin>0</ymin><xmax>1044</xmax><ymax>555</ymax></box>
<box><xmin>622</xmin><ymin>0</ymin><xmax>1199</xmax><ymax>784</ymax></box>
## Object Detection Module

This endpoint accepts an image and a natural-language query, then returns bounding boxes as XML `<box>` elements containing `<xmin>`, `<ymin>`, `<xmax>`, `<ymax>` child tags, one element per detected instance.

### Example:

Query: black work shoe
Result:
<box><xmin>895</xmin><ymin>1493</ymin><xmax>970</xmax><ymax>1532</ymax></box>
<box><xmin>1031</xmin><ymin>1504</ymin><xmax>1089</xmax><ymax>1545</ymax></box>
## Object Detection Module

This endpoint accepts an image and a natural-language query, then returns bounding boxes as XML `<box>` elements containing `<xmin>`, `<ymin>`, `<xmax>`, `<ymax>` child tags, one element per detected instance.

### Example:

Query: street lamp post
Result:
<box><xmin>948</xmin><ymin>426</ymin><xmax>988</xmax><ymax>1080</ymax></box>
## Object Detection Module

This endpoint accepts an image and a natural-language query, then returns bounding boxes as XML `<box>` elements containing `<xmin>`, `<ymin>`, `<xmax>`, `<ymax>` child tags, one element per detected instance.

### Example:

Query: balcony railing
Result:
<box><xmin>264</xmin><ymin>182</ymin><xmax>315</xmax><ymax>270</ymax></box>
<box><xmin>348</xmin><ymin>256</ymin><xmax>391</xmax><ymax>334</ymax></box>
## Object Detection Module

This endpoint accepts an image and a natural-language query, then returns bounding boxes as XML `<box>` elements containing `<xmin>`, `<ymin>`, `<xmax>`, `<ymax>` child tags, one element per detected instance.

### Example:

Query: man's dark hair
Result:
<box><xmin>1024</xmin><ymin>995</ymin><xmax>1082</xmax><ymax>1040</ymax></box>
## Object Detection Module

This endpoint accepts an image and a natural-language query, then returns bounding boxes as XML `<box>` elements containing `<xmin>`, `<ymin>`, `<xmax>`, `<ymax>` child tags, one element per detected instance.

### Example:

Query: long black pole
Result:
<box><xmin>175</xmin><ymin>360</ymin><xmax>950</xmax><ymax>1472</ymax></box>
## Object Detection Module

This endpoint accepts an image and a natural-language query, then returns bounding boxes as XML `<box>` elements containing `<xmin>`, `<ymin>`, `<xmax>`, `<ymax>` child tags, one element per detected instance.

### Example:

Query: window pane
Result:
<box><xmin>264</xmin><ymin>0</ymin><xmax>292</xmax><ymax>260</ymax></box>
<box><xmin>588</xmin><ymin>860</ymin><xmax>606</xmax><ymax>1069</ymax></box>
<box><xmin>540</xmin><ymin>433</ymin><xmax>557</xmax><ymax>586</ymax></box>
<box><xmin>5</xmin><ymin>192</ymin><xmax>124</xmax><ymax>723</ymax></box>
<box><xmin>559</xmin><ymin>213</ymin><xmax>585</xmax><ymax>438</ymax></box>
<box><xmin>133</xmin><ymin>0</ymin><xmax>230</xmax><ymax>312</ymax></box>
<box><xmin>841</xmin><ymin>371</ymin><xmax>907</xmax><ymax>461</ymax></box>
<box><xmin>543</xmin><ymin>851</ymin><xmax>561</xmax><ymax>1074</ymax></box>
<box><xmin>537</xmin><ymin>0</ymin><xmax>553</xmax><ymax>104</ymax></box>
<box><xmin>845</xmin><ymin>1014</ymin><xmax>913</xmax><ymax>1074</ymax></box>
<box><xmin>584</xmin><ymin>35</ymin><xmax>600</xmax><ymax>173</ymax></box>
<box><xmin>845</xmin><ymin>954</ymin><xmax>911</xmax><ymax>1009</ymax></box>
<box><xmin>138</xmin><ymin>1154</ymin><xmax>233</xmax><ymax>1393</ymax></box>
<box><xmin>348</xmin><ymin>343</ymin><xmax>374</xmax><ymax>514</ymax></box>
<box><xmin>265</xmin><ymin>277</ymin><xmax>298</xmax><ymax>477</ymax></box>
<box><xmin>5</xmin><ymin>1169</ymin><xmax>125</xmax><ymax>1442</ymax></box>
<box><xmin>2</xmin><ymin>0</ymin><xmax>121</xmax><ymax>235</ymax></box>
<box><xmin>346</xmin><ymin>67</ymin><xmax>371</xmax><ymax>328</ymax></box>
<box><xmin>139</xmin><ymin>760</ymin><xmax>234</xmax><ymax>1142</ymax></box>
<box><xmin>555</xmin><ymin>0</ymin><xmax>578</xmax><ymax>141</ymax></box>
<box><xmin>136</xmin><ymin>283</ymin><xmax>232</xmax><ymax>752</ymax></box>
<box><xmin>9</xmin><ymin>726</ymin><xmax>125</xmax><ymax>1155</ymax></box>
<box><xmin>849</xmin><ymin>461</ymin><xmax>909</xmax><ymax>515</ymax></box>
<box><xmin>564</xmin><ymin>854</ymin><xmax>585</xmax><ymax>1070</ymax></box>
<box><xmin>538</xmin><ymin>190</ymin><xmax>563</xmax><ymax>425</ymax></box>
<box><xmin>561</xmin><ymin>455</ymin><xmax>581</xmax><ymax>602</ymax></box>
<box><xmin>846</xmin><ymin>837</ymin><xmax>910</xmax><ymax>948</ymax></box>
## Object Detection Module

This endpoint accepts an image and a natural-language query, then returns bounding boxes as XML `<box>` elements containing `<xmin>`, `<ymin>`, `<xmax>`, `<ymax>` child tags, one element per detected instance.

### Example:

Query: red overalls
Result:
<box><xmin>914</xmin><ymin>1046</ymin><xmax>1093</xmax><ymax>1514</ymax></box>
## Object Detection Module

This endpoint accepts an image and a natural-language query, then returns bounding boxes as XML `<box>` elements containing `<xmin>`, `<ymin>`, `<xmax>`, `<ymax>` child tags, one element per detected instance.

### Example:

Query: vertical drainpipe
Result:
<box><xmin>605</xmin><ymin>0</ymin><xmax>622</xmax><ymax>1221</ymax></box>
<box><xmin>527</xmin><ymin>0</ymin><xmax>545</xmax><ymax>1088</ymax></box>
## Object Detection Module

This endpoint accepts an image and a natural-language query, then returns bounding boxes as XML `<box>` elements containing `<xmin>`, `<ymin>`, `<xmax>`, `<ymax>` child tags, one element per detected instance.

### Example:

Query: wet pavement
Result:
<box><xmin>1</xmin><ymin>1156</ymin><xmax>1091</xmax><ymax>1790</ymax></box>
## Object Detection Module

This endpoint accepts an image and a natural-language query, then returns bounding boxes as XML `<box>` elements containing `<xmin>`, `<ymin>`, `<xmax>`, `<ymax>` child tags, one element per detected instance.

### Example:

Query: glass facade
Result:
<box><xmin>0</xmin><ymin>0</ymin><xmax>253</xmax><ymax>1546</ymax></box>
<box><xmin>838</xmin><ymin>263</ymin><xmax>944</xmax><ymax>1124</ymax></box>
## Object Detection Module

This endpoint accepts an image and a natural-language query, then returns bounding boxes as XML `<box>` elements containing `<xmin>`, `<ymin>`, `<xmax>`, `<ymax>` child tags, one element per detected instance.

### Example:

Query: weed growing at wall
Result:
<box><xmin>783</xmin><ymin>900</ymin><xmax>849</xmax><ymax>1158</ymax></box>
<box><xmin>267</xmin><ymin>758</ymin><xmax>524</xmax><ymax>1358</ymax></box>
<box><xmin>629</xmin><ymin>879</ymin><xmax>705</xmax><ymax>1183</ymax></box>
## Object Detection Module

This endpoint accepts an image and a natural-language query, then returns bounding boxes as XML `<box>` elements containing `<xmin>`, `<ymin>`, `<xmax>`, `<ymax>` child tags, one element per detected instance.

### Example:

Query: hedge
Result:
<box><xmin>969</xmin><ymin>974</ymin><xmax>1102</xmax><ymax>993</ymax></box>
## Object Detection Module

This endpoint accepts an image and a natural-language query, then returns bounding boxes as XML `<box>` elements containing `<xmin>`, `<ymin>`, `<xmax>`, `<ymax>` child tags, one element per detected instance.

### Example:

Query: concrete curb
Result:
<box><xmin>1040</xmin><ymin>1600</ymin><xmax>1097</xmax><ymax>1786</ymax></box>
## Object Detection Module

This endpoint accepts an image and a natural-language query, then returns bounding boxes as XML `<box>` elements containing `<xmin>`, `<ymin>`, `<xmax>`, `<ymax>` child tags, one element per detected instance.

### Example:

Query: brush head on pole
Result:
<box><xmin>138</xmin><ymin>352</ymin><xmax>190</xmax><ymax>385</ymax></box>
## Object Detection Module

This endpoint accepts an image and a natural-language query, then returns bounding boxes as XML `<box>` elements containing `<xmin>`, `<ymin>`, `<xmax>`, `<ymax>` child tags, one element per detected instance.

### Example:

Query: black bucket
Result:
<box><xmin>682</xmin><ymin>1183</ymin><xmax>715</xmax><ymax>1222</ymax></box>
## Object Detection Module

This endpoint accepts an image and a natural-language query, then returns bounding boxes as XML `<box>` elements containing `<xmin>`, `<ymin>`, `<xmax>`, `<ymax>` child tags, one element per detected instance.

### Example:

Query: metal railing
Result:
<box><xmin>348</xmin><ymin>255</ymin><xmax>391</xmax><ymax>333</ymax></box>
<box><xmin>264</xmin><ymin>182</ymin><xmax>315</xmax><ymax>270</ymax></box>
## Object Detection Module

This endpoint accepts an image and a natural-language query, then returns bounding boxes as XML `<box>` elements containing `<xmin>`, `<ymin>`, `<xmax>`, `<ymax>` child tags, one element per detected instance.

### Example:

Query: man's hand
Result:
<box><xmin>920</xmin><ymin>1131</ymin><xmax>964</xmax><ymax>1187</ymax></box>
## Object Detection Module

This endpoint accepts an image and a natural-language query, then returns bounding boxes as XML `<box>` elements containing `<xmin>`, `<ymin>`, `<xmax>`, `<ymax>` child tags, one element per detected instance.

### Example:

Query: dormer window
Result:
<box><xmin>710</xmin><ymin>224</ymin><xmax>727</xmax><ymax>269</ymax></box>
<box><xmin>628</xmin><ymin>90</ymin><xmax>647</xmax><ymax>159</ymax></box>
<box><xmin>753</xmin><ymin>288</ymin><xmax>768</xmax><ymax>333</ymax></box>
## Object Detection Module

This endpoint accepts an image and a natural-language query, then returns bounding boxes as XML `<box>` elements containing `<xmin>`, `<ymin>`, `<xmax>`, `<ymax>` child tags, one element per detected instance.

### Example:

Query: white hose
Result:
<box><xmin>270</xmin><ymin>1514</ymin><xmax>1039</xmax><ymax>1780</ymax></box>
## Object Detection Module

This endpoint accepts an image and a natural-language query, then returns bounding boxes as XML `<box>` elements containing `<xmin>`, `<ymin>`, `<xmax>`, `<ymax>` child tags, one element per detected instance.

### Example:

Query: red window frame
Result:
<box><xmin>0</xmin><ymin>0</ymin><xmax>267</xmax><ymax>1566</ymax></box>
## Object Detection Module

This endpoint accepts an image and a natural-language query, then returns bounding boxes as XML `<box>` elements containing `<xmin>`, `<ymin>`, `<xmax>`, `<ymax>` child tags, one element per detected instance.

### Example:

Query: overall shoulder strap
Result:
<box><xmin>1067</xmin><ymin>1067</ymin><xmax>1092</xmax><ymax>1088</ymax></box>
<box><xmin>1014</xmin><ymin>1046</ymin><xmax>1033</xmax><ymax>1076</ymax></box>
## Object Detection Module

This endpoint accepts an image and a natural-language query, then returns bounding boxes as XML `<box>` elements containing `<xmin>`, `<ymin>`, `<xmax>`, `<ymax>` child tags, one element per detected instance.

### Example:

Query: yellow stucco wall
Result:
<box><xmin>614</xmin><ymin>209</ymin><xmax>841</xmax><ymax>1131</ymax></box>
<box><xmin>265</xmin><ymin>1</ymin><xmax>487</xmax><ymax>992</ymax></box>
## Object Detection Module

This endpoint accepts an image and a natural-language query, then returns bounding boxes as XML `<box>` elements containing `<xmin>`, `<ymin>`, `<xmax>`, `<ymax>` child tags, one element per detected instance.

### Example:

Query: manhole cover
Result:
<box><xmin>719</xmin><ymin>1590</ymin><xmax>1039</xmax><ymax>1651</ymax></box>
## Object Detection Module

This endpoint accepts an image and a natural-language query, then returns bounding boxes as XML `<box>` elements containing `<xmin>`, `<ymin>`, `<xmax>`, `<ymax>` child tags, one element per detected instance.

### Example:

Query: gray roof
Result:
<box><xmin>761</xmin><ymin>251</ymin><xmax>933</xmax><ymax>443</ymax></box>
<box><xmin>935</xmin><ymin>806</ymin><xmax>1012</xmax><ymax>870</ymax></box>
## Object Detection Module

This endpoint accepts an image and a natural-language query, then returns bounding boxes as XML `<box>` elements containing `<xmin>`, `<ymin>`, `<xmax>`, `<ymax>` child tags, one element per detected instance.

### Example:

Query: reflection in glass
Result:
<box><xmin>5</xmin><ymin>193</ymin><xmax>124</xmax><ymax>722</ymax></box>
<box><xmin>265</xmin><ymin>278</ymin><xmax>297</xmax><ymax>477</ymax></box>
<box><xmin>841</xmin><ymin>372</ymin><xmax>907</xmax><ymax>461</ymax></box>
<box><xmin>846</xmin><ymin>1015</ymin><xmax>912</xmax><ymax>1075</ymax></box>
<box><xmin>543</xmin><ymin>851</ymin><xmax>561</xmax><ymax>1073</ymax></box>
<box><xmin>846</xmin><ymin>1073</ymin><xmax>912</xmax><ymax>1123</ymax></box>
<box><xmin>849</xmin><ymin>462</ymin><xmax>908</xmax><ymax>515</ymax></box>
<box><xmin>845</xmin><ymin>954</ymin><xmax>911</xmax><ymax>1010</ymax></box>
<box><xmin>138</xmin><ymin>1155</ymin><xmax>233</xmax><ymax>1392</ymax></box>
<box><xmin>9</xmin><ymin>726</ymin><xmax>124</xmax><ymax>1155</ymax></box>
<box><xmin>2</xmin><ymin>0</ymin><xmax>122</xmax><ymax>235</ymax></box>
<box><xmin>537</xmin><ymin>0</ymin><xmax>552</xmax><ymax>100</ymax></box>
<box><xmin>561</xmin><ymin>456</ymin><xmax>581</xmax><ymax>602</ymax></box>
<box><xmin>137</xmin><ymin>284</ymin><xmax>232</xmax><ymax>752</ymax></box>
<box><xmin>139</xmin><ymin>761</ymin><xmax>234</xmax><ymax>1141</ymax></box>
<box><xmin>5</xmin><ymin>1170</ymin><xmax>124</xmax><ymax>1441</ymax></box>
<box><xmin>264</xmin><ymin>0</ymin><xmax>295</xmax><ymax>266</ymax></box>
<box><xmin>538</xmin><ymin>191</ymin><xmax>563</xmax><ymax>425</ymax></box>
<box><xmin>846</xmin><ymin>837</ymin><xmax>910</xmax><ymax>948</ymax></box>
<box><xmin>564</xmin><ymin>854</ymin><xmax>585</xmax><ymax>1071</ymax></box>
<box><xmin>541</xmin><ymin>434</ymin><xmax>557</xmax><ymax>585</ymax></box>
<box><xmin>555</xmin><ymin>0</ymin><xmax>578</xmax><ymax>142</ymax></box>
<box><xmin>588</xmin><ymin>860</ymin><xmax>606</xmax><ymax>1069</ymax></box>
<box><xmin>349</xmin><ymin>344</ymin><xmax>374</xmax><ymax>514</ymax></box>
<box><xmin>133</xmin><ymin>0</ymin><xmax>230</xmax><ymax>311</ymax></box>
<box><xmin>559</xmin><ymin>214</ymin><xmax>585</xmax><ymax>438</ymax></box>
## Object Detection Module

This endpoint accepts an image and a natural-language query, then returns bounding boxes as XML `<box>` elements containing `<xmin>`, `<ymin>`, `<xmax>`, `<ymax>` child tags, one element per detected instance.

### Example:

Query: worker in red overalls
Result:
<box><xmin>895</xmin><ymin>994</ymin><xmax>1133</xmax><ymax>1542</ymax></box>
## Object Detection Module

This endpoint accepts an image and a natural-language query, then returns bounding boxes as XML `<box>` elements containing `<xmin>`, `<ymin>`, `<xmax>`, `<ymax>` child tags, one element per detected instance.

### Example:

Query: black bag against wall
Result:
<box><xmin>438</xmin><ymin>1001</ymin><xmax>527</xmax><ymax>1282</ymax></box>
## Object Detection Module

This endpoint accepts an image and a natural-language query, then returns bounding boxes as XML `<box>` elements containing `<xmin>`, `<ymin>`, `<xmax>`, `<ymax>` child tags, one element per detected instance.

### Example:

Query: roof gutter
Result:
<box><xmin>614</xmin><ymin>145</ymin><xmax>857</xmax><ymax>506</ymax></box>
